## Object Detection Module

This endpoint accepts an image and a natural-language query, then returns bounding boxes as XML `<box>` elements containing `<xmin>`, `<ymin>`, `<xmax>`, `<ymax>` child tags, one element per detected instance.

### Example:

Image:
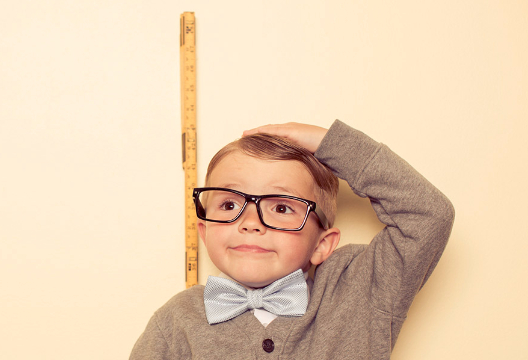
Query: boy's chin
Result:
<box><xmin>227</xmin><ymin>271</ymin><xmax>282</xmax><ymax>289</ymax></box>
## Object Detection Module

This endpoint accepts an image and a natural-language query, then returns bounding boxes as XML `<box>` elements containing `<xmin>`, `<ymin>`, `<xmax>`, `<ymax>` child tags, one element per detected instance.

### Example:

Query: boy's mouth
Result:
<box><xmin>231</xmin><ymin>244</ymin><xmax>272</xmax><ymax>253</ymax></box>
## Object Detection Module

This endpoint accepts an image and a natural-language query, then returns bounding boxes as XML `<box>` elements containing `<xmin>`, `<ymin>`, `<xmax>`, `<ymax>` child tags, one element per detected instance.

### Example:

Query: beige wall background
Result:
<box><xmin>1</xmin><ymin>1</ymin><xmax>527</xmax><ymax>359</ymax></box>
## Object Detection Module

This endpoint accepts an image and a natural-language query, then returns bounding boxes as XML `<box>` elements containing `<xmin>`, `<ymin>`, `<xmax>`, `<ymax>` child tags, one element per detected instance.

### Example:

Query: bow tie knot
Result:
<box><xmin>247</xmin><ymin>289</ymin><xmax>264</xmax><ymax>309</ymax></box>
<box><xmin>203</xmin><ymin>269</ymin><xmax>309</xmax><ymax>325</ymax></box>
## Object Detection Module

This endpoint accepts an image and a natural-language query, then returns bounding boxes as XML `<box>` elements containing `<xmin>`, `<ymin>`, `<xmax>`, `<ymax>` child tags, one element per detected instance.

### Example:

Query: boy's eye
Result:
<box><xmin>219</xmin><ymin>200</ymin><xmax>240</xmax><ymax>211</ymax></box>
<box><xmin>272</xmin><ymin>204</ymin><xmax>294</xmax><ymax>214</ymax></box>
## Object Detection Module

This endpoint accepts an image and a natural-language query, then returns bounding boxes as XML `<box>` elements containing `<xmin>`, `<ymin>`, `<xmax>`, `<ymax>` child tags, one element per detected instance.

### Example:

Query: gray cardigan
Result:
<box><xmin>130</xmin><ymin>120</ymin><xmax>455</xmax><ymax>359</ymax></box>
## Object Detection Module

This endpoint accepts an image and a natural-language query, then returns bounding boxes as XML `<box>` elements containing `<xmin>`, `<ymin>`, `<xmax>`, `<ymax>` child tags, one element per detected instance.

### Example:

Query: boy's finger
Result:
<box><xmin>241</xmin><ymin>128</ymin><xmax>258</xmax><ymax>136</ymax></box>
<box><xmin>242</xmin><ymin>124</ymin><xmax>284</xmax><ymax>137</ymax></box>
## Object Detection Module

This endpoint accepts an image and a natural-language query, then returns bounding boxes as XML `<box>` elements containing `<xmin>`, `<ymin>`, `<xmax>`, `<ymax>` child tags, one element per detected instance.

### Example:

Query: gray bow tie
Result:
<box><xmin>203</xmin><ymin>269</ymin><xmax>308</xmax><ymax>325</ymax></box>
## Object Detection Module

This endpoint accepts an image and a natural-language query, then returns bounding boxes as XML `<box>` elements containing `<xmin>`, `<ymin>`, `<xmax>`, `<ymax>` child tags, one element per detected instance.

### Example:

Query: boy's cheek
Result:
<box><xmin>198</xmin><ymin>221</ymin><xmax>233</xmax><ymax>246</ymax></box>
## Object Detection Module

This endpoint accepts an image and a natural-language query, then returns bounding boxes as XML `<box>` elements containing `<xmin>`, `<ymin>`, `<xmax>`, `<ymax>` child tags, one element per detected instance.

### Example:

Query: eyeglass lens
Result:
<box><xmin>197</xmin><ymin>189</ymin><xmax>309</xmax><ymax>230</ymax></box>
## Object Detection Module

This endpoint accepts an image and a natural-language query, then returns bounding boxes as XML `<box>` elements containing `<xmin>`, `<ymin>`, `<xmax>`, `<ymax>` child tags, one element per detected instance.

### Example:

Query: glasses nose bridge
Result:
<box><xmin>243</xmin><ymin>194</ymin><xmax>262</xmax><ymax>212</ymax></box>
<box><xmin>246</xmin><ymin>194</ymin><xmax>260</xmax><ymax>204</ymax></box>
<box><xmin>238</xmin><ymin>194</ymin><xmax>266</xmax><ymax>221</ymax></box>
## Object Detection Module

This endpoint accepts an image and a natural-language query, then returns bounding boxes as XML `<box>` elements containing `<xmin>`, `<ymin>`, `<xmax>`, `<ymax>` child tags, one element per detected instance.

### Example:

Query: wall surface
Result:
<box><xmin>1</xmin><ymin>1</ymin><xmax>527</xmax><ymax>359</ymax></box>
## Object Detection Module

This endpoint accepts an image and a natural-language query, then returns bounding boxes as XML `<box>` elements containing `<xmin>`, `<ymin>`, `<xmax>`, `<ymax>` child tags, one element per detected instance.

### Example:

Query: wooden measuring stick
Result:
<box><xmin>180</xmin><ymin>12</ymin><xmax>198</xmax><ymax>288</ymax></box>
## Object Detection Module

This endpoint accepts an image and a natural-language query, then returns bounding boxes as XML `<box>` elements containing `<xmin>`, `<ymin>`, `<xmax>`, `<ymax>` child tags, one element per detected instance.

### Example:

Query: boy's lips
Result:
<box><xmin>231</xmin><ymin>244</ymin><xmax>272</xmax><ymax>253</ymax></box>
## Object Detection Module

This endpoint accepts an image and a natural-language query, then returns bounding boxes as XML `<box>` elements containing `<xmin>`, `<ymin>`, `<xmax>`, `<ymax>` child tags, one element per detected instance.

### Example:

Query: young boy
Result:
<box><xmin>130</xmin><ymin>120</ymin><xmax>455</xmax><ymax>359</ymax></box>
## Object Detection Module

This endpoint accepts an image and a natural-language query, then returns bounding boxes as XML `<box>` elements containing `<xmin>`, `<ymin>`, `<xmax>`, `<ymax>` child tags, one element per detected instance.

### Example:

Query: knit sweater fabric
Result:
<box><xmin>130</xmin><ymin>120</ymin><xmax>455</xmax><ymax>359</ymax></box>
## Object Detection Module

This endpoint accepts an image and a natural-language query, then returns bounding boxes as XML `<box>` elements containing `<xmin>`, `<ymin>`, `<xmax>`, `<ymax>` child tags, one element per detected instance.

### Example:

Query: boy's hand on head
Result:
<box><xmin>242</xmin><ymin>122</ymin><xmax>327</xmax><ymax>154</ymax></box>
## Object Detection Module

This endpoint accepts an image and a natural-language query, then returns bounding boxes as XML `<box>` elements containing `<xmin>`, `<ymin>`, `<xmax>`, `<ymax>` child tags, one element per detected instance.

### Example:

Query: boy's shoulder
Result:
<box><xmin>154</xmin><ymin>284</ymin><xmax>206</xmax><ymax>325</ymax></box>
<box><xmin>319</xmin><ymin>243</ymin><xmax>368</xmax><ymax>270</ymax></box>
<box><xmin>313</xmin><ymin>243</ymin><xmax>368</xmax><ymax>284</ymax></box>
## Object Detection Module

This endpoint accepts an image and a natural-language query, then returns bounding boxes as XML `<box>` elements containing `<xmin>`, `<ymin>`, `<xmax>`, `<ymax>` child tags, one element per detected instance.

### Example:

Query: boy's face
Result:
<box><xmin>198</xmin><ymin>151</ymin><xmax>328</xmax><ymax>288</ymax></box>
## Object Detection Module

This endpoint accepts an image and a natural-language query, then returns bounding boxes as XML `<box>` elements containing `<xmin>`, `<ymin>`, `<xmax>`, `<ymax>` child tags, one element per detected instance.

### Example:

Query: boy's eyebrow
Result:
<box><xmin>268</xmin><ymin>186</ymin><xmax>304</xmax><ymax>198</ymax></box>
<box><xmin>218</xmin><ymin>183</ymin><xmax>242</xmax><ymax>190</ymax></box>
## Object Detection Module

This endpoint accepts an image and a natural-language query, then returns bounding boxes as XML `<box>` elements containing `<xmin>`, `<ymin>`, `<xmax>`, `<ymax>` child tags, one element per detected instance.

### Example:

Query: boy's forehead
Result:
<box><xmin>208</xmin><ymin>151</ymin><xmax>316</xmax><ymax>197</ymax></box>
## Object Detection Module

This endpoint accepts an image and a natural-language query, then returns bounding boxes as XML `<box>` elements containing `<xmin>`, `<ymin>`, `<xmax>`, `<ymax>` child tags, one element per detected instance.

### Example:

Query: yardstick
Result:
<box><xmin>180</xmin><ymin>11</ymin><xmax>198</xmax><ymax>288</ymax></box>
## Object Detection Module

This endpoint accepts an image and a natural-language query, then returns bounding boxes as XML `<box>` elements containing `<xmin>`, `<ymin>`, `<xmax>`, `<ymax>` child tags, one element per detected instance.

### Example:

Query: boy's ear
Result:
<box><xmin>310</xmin><ymin>228</ymin><xmax>341</xmax><ymax>266</ymax></box>
<box><xmin>197</xmin><ymin>220</ymin><xmax>207</xmax><ymax>245</ymax></box>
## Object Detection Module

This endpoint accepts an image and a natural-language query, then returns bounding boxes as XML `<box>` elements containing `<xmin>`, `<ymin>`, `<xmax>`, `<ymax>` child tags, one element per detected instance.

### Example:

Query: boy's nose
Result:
<box><xmin>238</xmin><ymin>203</ymin><xmax>266</xmax><ymax>234</ymax></box>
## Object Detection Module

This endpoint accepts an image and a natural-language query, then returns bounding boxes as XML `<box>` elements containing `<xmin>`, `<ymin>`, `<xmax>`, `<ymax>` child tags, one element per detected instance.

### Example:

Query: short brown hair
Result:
<box><xmin>205</xmin><ymin>134</ymin><xmax>339</xmax><ymax>227</ymax></box>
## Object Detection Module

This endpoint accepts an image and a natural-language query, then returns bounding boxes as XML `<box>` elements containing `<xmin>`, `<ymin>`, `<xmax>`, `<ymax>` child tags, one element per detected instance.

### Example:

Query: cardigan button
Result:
<box><xmin>262</xmin><ymin>338</ymin><xmax>274</xmax><ymax>353</ymax></box>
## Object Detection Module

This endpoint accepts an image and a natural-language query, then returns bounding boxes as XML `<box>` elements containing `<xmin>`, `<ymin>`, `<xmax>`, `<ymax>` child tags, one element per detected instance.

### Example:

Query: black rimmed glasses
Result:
<box><xmin>193</xmin><ymin>187</ymin><xmax>329</xmax><ymax>231</ymax></box>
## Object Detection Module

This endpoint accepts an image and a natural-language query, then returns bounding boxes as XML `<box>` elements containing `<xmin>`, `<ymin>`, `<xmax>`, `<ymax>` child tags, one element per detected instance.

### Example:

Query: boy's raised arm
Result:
<box><xmin>246</xmin><ymin>120</ymin><xmax>455</xmax><ymax>321</ymax></box>
<box><xmin>318</xmin><ymin>120</ymin><xmax>454</xmax><ymax>318</ymax></box>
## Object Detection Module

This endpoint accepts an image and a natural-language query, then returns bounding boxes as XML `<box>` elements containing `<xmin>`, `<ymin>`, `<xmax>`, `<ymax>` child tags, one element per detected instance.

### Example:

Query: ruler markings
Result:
<box><xmin>180</xmin><ymin>12</ymin><xmax>198</xmax><ymax>288</ymax></box>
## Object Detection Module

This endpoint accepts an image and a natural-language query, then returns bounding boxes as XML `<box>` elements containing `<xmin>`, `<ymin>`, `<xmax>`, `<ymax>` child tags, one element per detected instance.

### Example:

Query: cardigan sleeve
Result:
<box><xmin>314</xmin><ymin>120</ymin><xmax>455</xmax><ymax>319</ymax></box>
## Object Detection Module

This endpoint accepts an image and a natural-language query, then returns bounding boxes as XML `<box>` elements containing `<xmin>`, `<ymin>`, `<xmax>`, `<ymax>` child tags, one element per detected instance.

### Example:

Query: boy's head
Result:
<box><xmin>197</xmin><ymin>133</ymin><xmax>341</xmax><ymax>288</ymax></box>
